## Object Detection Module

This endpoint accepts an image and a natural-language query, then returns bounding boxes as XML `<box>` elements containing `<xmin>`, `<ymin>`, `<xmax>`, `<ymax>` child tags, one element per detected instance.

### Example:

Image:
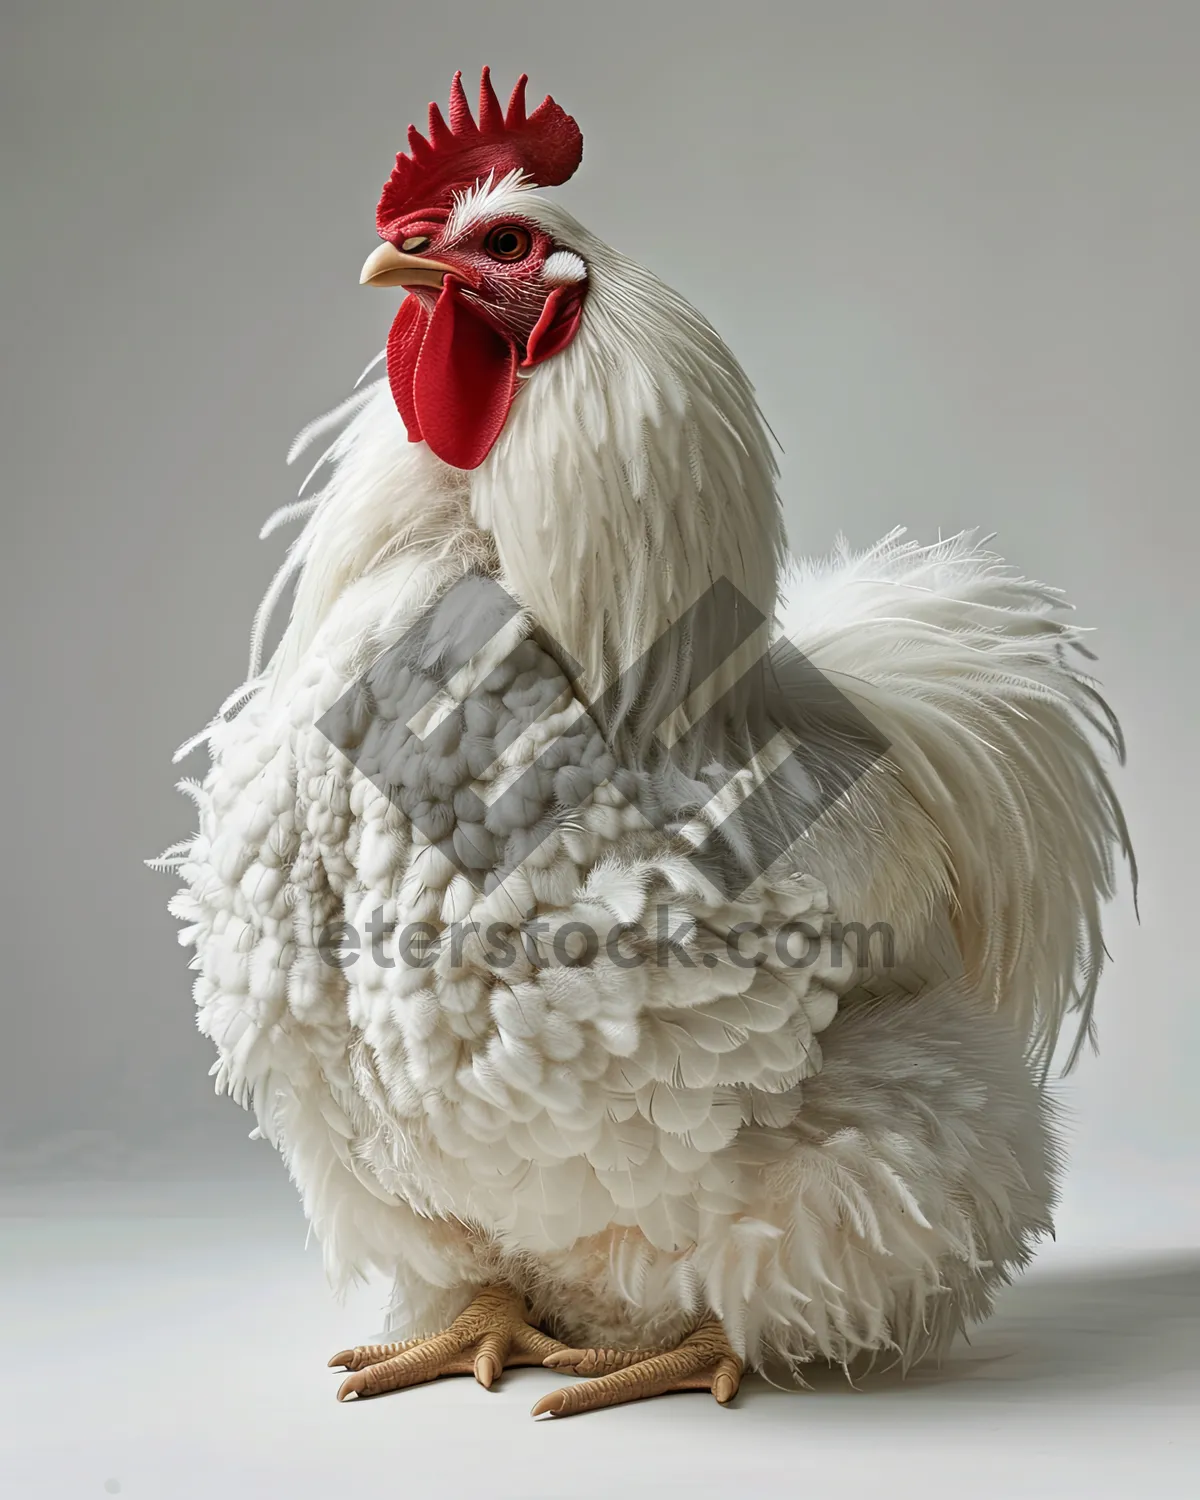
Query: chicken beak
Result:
<box><xmin>359</xmin><ymin>242</ymin><xmax>456</xmax><ymax>289</ymax></box>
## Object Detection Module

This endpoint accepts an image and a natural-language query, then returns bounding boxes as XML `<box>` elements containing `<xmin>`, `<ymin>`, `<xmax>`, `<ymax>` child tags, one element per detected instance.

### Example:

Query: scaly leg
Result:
<box><xmin>533</xmin><ymin>1318</ymin><xmax>743</xmax><ymax>1417</ymax></box>
<box><xmin>329</xmin><ymin>1286</ymin><xmax>565</xmax><ymax>1400</ymax></box>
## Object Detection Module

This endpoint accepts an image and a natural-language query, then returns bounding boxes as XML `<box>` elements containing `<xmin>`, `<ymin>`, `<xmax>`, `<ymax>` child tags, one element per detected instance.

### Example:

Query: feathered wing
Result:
<box><xmin>777</xmin><ymin>529</ymin><xmax>1133</xmax><ymax>1072</ymax></box>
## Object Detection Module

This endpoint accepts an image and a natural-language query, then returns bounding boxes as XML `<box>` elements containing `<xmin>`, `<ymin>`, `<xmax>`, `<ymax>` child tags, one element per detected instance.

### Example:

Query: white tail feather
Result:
<box><xmin>780</xmin><ymin>529</ymin><xmax>1133</xmax><ymax>1073</ymax></box>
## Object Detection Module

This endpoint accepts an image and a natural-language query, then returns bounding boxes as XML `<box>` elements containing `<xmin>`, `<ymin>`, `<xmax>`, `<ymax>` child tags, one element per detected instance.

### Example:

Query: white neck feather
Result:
<box><xmin>472</xmin><ymin>221</ymin><xmax>784</xmax><ymax>716</ymax></box>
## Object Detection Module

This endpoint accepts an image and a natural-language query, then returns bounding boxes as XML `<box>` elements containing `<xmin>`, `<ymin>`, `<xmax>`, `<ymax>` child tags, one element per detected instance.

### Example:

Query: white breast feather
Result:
<box><xmin>169</xmin><ymin>541</ymin><xmax>848</xmax><ymax>1279</ymax></box>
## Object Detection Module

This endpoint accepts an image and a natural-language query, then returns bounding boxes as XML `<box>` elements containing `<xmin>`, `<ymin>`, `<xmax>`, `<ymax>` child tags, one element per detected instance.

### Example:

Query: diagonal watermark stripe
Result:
<box><xmin>316</xmin><ymin>573</ymin><xmax>890</xmax><ymax>899</ymax></box>
<box><xmin>405</xmin><ymin>608</ymin><xmax>530</xmax><ymax>739</ymax></box>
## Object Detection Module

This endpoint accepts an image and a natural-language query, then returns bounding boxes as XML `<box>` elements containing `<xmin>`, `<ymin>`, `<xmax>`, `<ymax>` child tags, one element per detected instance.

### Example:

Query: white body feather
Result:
<box><xmin>164</xmin><ymin>182</ymin><xmax>1128</xmax><ymax>1370</ymax></box>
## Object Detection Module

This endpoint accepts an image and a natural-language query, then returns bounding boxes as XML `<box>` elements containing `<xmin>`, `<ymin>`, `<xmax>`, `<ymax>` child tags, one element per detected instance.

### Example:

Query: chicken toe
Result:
<box><xmin>330</xmin><ymin>1286</ymin><xmax>565</xmax><ymax>1400</ymax></box>
<box><xmin>533</xmin><ymin>1318</ymin><xmax>743</xmax><ymax>1417</ymax></box>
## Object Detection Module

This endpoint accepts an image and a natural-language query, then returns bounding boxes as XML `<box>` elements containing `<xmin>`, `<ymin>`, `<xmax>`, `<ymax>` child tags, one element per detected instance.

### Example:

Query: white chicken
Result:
<box><xmin>161</xmin><ymin>69</ymin><xmax>1130</xmax><ymax>1416</ymax></box>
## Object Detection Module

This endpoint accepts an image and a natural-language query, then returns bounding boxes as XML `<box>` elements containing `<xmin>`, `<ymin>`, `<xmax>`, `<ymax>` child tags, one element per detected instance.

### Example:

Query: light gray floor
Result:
<box><xmin>2</xmin><ymin>1175</ymin><xmax>1197</xmax><ymax>1499</ymax></box>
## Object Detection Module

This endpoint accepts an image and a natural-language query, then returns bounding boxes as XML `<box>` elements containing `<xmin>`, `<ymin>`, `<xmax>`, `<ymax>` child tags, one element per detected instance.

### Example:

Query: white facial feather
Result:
<box><xmin>444</xmin><ymin>168</ymin><xmax>536</xmax><ymax>245</ymax></box>
<box><xmin>542</xmin><ymin>249</ymin><xmax>588</xmax><ymax>285</ymax></box>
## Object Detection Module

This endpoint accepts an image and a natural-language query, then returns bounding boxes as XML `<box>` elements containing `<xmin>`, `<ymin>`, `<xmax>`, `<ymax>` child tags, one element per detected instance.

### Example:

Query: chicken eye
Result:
<box><xmin>484</xmin><ymin>224</ymin><xmax>532</xmax><ymax>263</ymax></box>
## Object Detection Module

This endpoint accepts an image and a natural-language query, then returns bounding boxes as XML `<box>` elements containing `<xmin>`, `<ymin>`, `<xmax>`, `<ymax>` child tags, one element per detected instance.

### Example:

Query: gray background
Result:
<box><xmin>4</xmin><ymin>4</ymin><xmax>1199</xmax><ymax>1494</ymax></box>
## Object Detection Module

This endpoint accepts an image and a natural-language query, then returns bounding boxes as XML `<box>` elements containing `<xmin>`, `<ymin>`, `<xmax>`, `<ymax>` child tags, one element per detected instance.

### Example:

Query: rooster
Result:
<box><xmin>161</xmin><ymin>69</ymin><xmax>1131</xmax><ymax>1417</ymax></box>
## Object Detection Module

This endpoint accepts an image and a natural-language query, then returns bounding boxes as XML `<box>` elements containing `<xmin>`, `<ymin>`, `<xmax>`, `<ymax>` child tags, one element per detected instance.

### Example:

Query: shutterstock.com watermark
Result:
<box><xmin>317</xmin><ymin>906</ymin><xmax>896</xmax><ymax>975</ymax></box>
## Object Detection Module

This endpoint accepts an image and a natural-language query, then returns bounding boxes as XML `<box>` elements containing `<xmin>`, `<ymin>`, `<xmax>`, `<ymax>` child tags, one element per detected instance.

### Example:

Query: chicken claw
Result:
<box><xmin>533</xmin><ymin>1318</ymin><xmax>742</xmax><ymax>1417</ymax></box>
<box><xmin>330</xmin><ymin>1285</ymin><xmax>565</xmax><ymax>1400</ymax></box>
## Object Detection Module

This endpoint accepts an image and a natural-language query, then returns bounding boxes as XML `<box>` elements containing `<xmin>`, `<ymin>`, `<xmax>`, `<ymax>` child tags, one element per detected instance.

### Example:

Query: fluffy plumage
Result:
<box><xmin>161</xmin><ymin>159</ymin><xmax>1129</xmax><ymax>1382</ymax></box>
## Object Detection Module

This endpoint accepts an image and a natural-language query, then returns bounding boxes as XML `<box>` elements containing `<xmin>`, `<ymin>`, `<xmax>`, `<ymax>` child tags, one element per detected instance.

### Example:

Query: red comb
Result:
<box><xmin>376</xmin><ymin>68</ymin><xmax>583</xmax><ymax>235</ymax></box>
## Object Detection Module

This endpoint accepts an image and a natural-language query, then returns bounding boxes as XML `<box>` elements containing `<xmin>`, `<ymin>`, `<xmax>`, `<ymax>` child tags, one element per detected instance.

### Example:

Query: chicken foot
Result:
<box><xmin>532</xmin><ymin>1318</ymin><xmax>743</xmax><ymax>1416</ymax></box>
<box><xmin>329</xmin><ymin>1285</ymin><xmax>565</xmax><ymax>1400</ymax></box>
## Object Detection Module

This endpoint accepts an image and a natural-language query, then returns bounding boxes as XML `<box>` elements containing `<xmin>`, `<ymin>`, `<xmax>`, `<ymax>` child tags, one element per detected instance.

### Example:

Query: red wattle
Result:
<box><xmin>386</xmin><ymin>295</ymin><xmax>430</xmax><ymax>444</ymax></box>
<box><xmin>523</xmin><ymin>285</ymin><xmax>584</xmax><ymax>368</ymax></box>
<box><xmin>412</xmin><ymin>280</ymin><xmax>519</xmax><ymax>471</ymax></box>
